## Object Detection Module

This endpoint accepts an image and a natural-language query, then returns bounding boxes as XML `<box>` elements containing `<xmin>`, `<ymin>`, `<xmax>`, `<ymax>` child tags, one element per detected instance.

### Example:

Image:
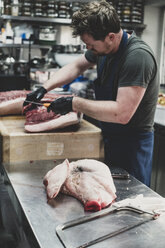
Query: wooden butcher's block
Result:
<box><xmin>0</xmin><ymin>116</ymin><xmax>104</xmax><ymax>163</ymax></box>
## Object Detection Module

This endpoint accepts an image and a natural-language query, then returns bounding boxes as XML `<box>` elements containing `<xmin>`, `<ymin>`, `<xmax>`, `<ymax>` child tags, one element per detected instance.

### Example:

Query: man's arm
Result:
<box><xmin>44</xmin><ymin>54</ymin><xmax>94</xmax><ymax>92</ymax></box>
<box><xmin>72</xmin><ymin>86</ymin><xmax>146</xmax><ymax>124</ymax></box>
<box><xmin>23</xmin><ymin>55</ymin><xmax>94</xmax><ymax>106</ymax></box>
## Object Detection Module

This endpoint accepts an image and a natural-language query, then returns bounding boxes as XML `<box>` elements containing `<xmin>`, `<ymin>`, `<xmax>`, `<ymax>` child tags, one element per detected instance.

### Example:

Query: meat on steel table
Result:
<box><xmin>1</xmin><ymin>160</ymin><xmax>165</xmax><ymax>248</ymax></box>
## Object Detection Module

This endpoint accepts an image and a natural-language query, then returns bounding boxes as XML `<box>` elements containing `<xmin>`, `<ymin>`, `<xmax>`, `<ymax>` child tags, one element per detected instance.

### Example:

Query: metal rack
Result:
<box><xmin>0</xmin><ymin>2</ymin><xmax>147</xmax><ymax>90</ymax></box>
<box><xmin>0</xmin><ymin>15</ymin><xmax>72</xmax><ymax>24</ymax></box>
<box><xmin>0</xmin><ymin>14</ymin><xmax>146</xmax><ymax>33</ymax></box>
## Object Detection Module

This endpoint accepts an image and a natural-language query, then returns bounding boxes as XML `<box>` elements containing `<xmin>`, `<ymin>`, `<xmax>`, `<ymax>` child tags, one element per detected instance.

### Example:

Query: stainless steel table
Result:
<box><xmin>1</xmin><ymin>160</ymin><xmax>165</xmax><ymax>248</ymax></box>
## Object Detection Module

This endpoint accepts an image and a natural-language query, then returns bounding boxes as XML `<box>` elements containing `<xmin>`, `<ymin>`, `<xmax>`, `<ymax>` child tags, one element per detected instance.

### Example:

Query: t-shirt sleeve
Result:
<box><xmin>85</xmin><ymin>49</ymin><xmax>97</xmax><ymax>63</ymax></box>
<box><xmin>118</xmin><ymin>49</ymin><xmax>156</xmax><ymax>88</ymax></box>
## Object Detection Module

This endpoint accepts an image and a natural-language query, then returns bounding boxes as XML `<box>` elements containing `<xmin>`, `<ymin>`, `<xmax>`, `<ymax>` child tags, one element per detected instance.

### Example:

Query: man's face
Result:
<box><xmin>81</xmin><ymin>33</ymin><xmax>115</xmax><ymax>55</ymax></box>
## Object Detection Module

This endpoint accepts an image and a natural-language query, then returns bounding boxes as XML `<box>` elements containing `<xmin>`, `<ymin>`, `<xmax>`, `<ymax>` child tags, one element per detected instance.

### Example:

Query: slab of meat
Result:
<box><xmin>43</xmin><ymin>159</ymin><xmax>117</xmax><ymax>212</ymax></box>
<box><xmin>24</xmin><ymin>106</ymin><xmax>81</xmax><ymax>133</ymax></box>
<box><xmin>0</xmin><ymin>90</ymin><xmax>81</xmax><ymax>132</ymax></box>
<box><xmin>0</xmin><ymin>90</ymin><xmax>28</xmax><ymax>115</ymax></box>
<box><xmin>23</xmin><ymin>94</ymin><xmax>81</xmax><ymax>132</ymax></box>
<box><xmin>0</xmin><ymin>90</ymin><xmax>72</xmax><ymax>116</ymax></box>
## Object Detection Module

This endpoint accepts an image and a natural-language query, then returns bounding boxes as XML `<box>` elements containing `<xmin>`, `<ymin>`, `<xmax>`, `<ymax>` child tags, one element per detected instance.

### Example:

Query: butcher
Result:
<box><xmin>24</xmin><ymin>0</ymin><xmax>159</xmax><ymax>187</ymax></box>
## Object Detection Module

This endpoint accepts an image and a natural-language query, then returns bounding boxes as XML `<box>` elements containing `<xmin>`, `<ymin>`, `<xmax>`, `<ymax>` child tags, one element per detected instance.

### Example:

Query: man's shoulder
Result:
<box><xmin>85</xmin><ymin>50</ymin><xmax>97</xmax><ymax>63</ymax></box>
<box><xmin>127</xmin><ymin>33</ymin><xmax>154</xmax><ymax>56</ymax></box>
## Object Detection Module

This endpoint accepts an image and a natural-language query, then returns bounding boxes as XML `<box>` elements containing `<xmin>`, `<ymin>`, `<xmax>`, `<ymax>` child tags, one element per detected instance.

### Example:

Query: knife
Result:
<box><xmin>24</xmin><ymin>100</ymin><xmax>50</xmax><ymax>108</ymax></box>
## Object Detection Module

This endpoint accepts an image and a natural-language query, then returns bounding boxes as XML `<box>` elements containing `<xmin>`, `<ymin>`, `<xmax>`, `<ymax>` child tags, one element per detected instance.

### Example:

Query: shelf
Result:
<box><xmin>0</xmin><ymin>15</ymin><xmax>146</xmax><ymax>29</ymax></box>
<box><xmin>121</xmin><ymin>23</ymin><xmax>146</xmax><ymax>30</ymax></box>
<box><xmin>0</xmin><ymin>43</ymin><xmax>52</xmax><ymax>49</ymax></box>
<box><xmin>121</xmin><ymin>23</ymin><xmax>147</xmax><ymax>36</ymax></box>
<box><xmin>0</xmin><ymin>15</ymin><xmax>71</xmax><ymax>24</ymax></box>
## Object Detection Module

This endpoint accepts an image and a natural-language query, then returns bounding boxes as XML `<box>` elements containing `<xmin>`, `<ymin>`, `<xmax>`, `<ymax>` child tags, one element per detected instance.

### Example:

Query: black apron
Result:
<box><xmin>93</xmin><ymin>31</ymin><xmax>154</xmax><ymax>186</ymax></box>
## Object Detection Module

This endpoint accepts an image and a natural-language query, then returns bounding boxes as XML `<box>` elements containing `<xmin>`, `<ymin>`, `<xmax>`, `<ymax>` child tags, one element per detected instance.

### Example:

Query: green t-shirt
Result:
<box><xmin>85</xmin><ymin>32</ymin><xmax>159</xmax><ymax>132</ymax></box>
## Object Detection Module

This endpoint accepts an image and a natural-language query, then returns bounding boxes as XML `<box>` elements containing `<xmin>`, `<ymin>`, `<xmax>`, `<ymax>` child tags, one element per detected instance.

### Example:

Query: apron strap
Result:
<box><xmin>97</xmin><ymin>30</ymin><xmax>128</xmax><ymax>83</ymax></box>
<box><xmin>98</xmin><ymin>55</ymin><xmax>107</xmax><ymax>77</ymax></box>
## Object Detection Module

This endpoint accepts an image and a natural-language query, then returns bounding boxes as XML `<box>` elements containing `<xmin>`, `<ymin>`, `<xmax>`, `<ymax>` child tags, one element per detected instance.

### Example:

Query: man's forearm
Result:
<box><xmin>43</xmin><ymin>64</ymin><xmax>80</xmax><ymax>92</ymax></box>
<box><xmin>44</xmin><ymin>55</ymin><xmax>93</xmax><ymax>92</ymax></box>
<box><xmin>72</xmin><ymin>96</ymin><xmax>120</xmax><ymax>123</ymax></box>
<box><xmin>73</xmin><ymin>86</ymin><xmax>146</xmax><ymax>124</ymax></box>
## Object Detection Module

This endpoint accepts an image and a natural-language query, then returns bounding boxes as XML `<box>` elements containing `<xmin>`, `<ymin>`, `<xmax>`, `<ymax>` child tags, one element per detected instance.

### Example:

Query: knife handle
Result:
<box><xmin>43</xmin><ymin>103</ymin><xmax>51</xmax><ymax>108</ymax></box>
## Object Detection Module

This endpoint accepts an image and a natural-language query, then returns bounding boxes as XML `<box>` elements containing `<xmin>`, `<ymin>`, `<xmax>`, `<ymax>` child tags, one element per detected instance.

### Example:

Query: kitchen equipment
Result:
<box><xmin>154</xmin><ymin>105</ymin><xmax>165</xmax><ymax>125</ymax></box>
<box><xmin>4</xmin><ymin>0</ymin><xmax>11</xmax><ymax>15</ymax></box>
<box><xmin>151</xmin><ymin>122</ymin><xmax>165</xmax><ymax>197</ymax></box>
<box><xmin>29</xmin><ymin>57</ymin><xmax>46</xmax><ymax>69</ymax></box>
<box><xmin>58</xmin><ymin>1</ymin><xmax>71</xmax><ymax>19</ymax></box>
<box><xmin>47</xmin><ymin>0</ymin><xmax>58</xmax><ymax>18</ymax></box>
<box><xmin>11</xmin><ymin>0</ymin><xmax>19</xmax><ymax>16</ymax></box>
<box><xmin>21</xmin><ymin>0</ymin><xmax>32</xmax><ymax>17</ymax></box>
<box><xmin>39</xmin><ymin>26</ymin><xmax>57</xmax><ymax>45</ymax></box>
<box><xmin>111</xmin><ymin>167</ymin><xmax>130</xmax><ymax>179</ymax></box>
<box><xmin>13</xmin><ymin>61</ymin><xmax>28</xmax><ymax>75</ymax></box>
<box><xmin>4</xmin><ymin>56</ymin><xmax>15</xmax><ymax>75</ymax></box>
<box><xmin>56</xmin><ymin>204</ymin><xmax>159</xmax><ymax>248</ymax></box>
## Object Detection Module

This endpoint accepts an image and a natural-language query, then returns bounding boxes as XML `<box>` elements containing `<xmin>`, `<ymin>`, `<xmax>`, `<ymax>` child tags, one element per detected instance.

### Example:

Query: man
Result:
<box><xmin>24</xmin><ymin>0</ymin><xmax>159</xmax><ymax>186</ymax></box>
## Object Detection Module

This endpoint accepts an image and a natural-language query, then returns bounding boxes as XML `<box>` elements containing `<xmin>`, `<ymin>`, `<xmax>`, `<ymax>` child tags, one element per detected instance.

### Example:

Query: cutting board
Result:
<box><xmin>0</xmin><ymin>116</ymin><xmax>104</xmax><ymax>163</ymax></box>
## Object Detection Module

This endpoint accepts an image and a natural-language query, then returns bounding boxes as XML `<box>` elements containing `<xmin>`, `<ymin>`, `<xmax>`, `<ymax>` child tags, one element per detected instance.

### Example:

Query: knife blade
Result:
<box><xmin>24</xmin><ymin>100</ymin><xmax>50</xmax><ymax>107</ymax></box>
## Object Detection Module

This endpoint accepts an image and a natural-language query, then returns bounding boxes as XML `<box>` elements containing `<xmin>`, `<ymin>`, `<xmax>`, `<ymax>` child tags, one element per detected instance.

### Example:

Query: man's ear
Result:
<box><xmin>107</xmin><ymin>32</ymin><xmax>115</xmax><ymax>41</ymax></box>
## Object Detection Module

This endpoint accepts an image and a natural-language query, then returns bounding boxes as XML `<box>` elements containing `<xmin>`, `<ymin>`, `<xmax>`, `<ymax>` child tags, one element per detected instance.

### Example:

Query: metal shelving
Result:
<box><xmin>0</xmin><ymin>43</ymin><xmax>51</xmax><ymax>47</ymax></box>
<box><xmin>0</xmin><ymin>8</ymin><xmax>146</xmax><ymax>90</ymax></box>
<box><xmin>0</xmin><ymin>14</ymin><xmax>146</xmax><ymax>35</ymax></box>
<box><xmin>121</xmin><ymin>22</ymin><xmax>146</xmax><ymax>36</ymax></box>
<box><xmin>0</xmin><ymin>15</ymin><xmax>71</xmax><ymax>24</ymax></box>
<box><xmin>0</xmin><ymin>43</ymin><xmax>52</xmax><ymax>49</ymax></box>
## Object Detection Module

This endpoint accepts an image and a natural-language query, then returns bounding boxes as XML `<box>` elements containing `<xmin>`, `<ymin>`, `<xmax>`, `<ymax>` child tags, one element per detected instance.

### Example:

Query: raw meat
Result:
<box><xmin>0</xmin><ymin>90</ymin><xmax>28</xmax><ymax>115</ymax></box>
<box><xmin>43</xmin><ymin>159</ymin><xmax>117</xmax><ymax>212</ymax></box>
<box><xmin>24</xmin><ymin>94</ymin><xmax>81</xmax><ymax>132</ymax></box>
<box><xmin>0</xmin><ymin>90</ymin><xmax>70</xmax><ymax>116</ymax></box>
<box><xmin>25</xmin><ymin>108</ymin><xmax>81</xmax><ymax>132</ymax></box>
<box><xmin>0</xmin><ymin>90</ymin><xmax>81</xmax><ymax>133</ymax></box>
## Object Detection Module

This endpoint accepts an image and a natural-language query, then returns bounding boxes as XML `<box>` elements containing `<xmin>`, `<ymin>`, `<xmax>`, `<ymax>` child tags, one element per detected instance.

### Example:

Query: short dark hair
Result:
<box><xmin>71</xmin><ymin>0</ymin><xmax>121</xmax><ymax>40</ymax></box>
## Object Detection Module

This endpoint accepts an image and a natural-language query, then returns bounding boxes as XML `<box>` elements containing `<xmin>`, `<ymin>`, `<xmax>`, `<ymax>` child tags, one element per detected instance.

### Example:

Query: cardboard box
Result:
<box><xmin>0</xmin><ymin>116</ymin><xmax>104</xmax><ymax>163</ymax></box>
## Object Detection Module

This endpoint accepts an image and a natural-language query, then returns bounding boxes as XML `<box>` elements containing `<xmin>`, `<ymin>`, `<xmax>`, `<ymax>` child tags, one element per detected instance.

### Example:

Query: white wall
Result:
<box><xmin>142</xmin><ymin>5</ymin><xmax>164</xmax><ymax>67</ymax></box>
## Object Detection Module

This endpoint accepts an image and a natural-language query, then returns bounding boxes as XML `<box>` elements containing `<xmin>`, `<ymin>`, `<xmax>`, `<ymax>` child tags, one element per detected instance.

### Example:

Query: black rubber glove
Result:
<box><xmin>23</xmin><ymin>86</ymin><xmax>47</xmax><ymax>106</ymax></box>
<box><xmin>47</xmin><ymin>97</ymin><xmax>73</xmax><ymax>115</ymax></box>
